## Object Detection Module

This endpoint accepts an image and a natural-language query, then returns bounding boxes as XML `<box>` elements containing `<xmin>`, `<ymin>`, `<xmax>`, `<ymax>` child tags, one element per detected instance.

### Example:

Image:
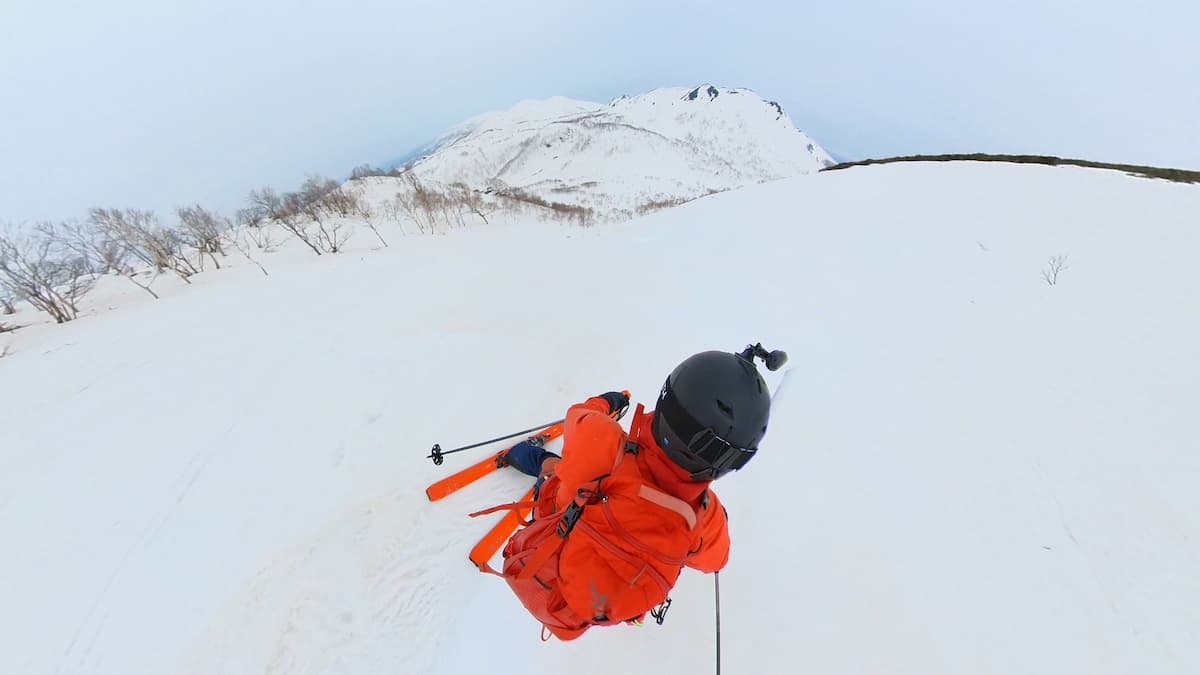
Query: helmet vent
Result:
<box><xmin>716</xmin><ymin>399</ymin><xmax>734</xmax><ymax>418</ymax></box>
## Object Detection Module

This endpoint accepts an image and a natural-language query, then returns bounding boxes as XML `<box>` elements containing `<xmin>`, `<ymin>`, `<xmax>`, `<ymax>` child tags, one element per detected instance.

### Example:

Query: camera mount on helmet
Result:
<box><xmin>736</xmin><ymin>343</ymin><xmax>788</xmax><ymax>372</ymax></box>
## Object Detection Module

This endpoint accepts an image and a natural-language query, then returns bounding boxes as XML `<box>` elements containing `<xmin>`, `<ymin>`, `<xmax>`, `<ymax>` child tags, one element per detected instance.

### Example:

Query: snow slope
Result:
<box><xmin>2</xmin><ymin>162</ymin><xmax>1198</xmax><ymax>674</ymax></box>
<box><xmin>394</xmin><ymin>85</ymin><xmax>833</xmax><ymax>218</ymax></box>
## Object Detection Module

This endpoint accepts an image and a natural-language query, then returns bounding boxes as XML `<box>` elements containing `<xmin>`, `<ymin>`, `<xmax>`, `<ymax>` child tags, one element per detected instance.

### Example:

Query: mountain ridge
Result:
<box><xmin>379</xmin><ymin>84</ymin><xmax>833</xmax><ymax>220</ymax></box>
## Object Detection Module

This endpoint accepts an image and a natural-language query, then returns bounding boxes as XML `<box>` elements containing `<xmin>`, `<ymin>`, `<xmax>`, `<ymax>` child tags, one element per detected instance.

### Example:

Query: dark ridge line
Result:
<box><xmin>821</xmin><ymin>154</ymin><xmax>1200</xmax><ymax>184</ymax></box>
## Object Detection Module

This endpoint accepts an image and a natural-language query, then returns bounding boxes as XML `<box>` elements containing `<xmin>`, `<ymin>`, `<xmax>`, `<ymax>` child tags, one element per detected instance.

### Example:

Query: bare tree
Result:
<box><xmin>394</xmin><ymin>173</ymin><xmax>475</xmax><ymax>234</ymax></box>
<box><xmin>319</xmin><ymin>184</ymin><xmax>359</xmax><ymax>219</ymax></box>
<box><xmin>177</xmin><ymin>205</ymin><xmax>229</xmax><ymax>271</ymax></box>
<box><xmin>248</xmin><ymin>179</ymin><xmax>372</xmax><ymax>254</ymax></box>
<box><xmin>0</xmin><ymin>225</ymin><xmax>94</xmax><ymax>323</ymax></box>
<box><xmin>438</xmin><ymin>187</ymin><xmax>467</xmax><ymax>229</ymax></box>
<box><xmin>380</xmin><ymin>198</ymin><xmax>406</xmax><ymax>236</ymax></box>
<box><xmin>88</xmin><ymin>208</ymin><xmax>154</xmax><ymax>269</ymax></box>
<box><xmin>450</xmin><ymin>183</ymin><xmax>489</xmax><ymax>225</ymax></box>
<box><xmin>352</xmin><ymin>188</ymin><xmax>388</xmax><ymax>247</ymax></box>
<box><xmin>225</xmin><ymin>229</ymin><xmax>270</xmax><ymax>277</ymax></box>
<box><xmin>56</xmin><ymin>220</ymin><xmax>160</xmax><ymax>299</ymax></box>
<box><xmin>54</xmin><ymin>221</ymin><xmax>126</xmax><ymax>275</ymax></box>
<box><xmin>296</xmin><ymin>176</ymin><xmax>353</xmax><ymax>253</ymax></box>
<box><xmin>395</xmin><ymin>173</ymin><xmax>435</xmax><ymax>234</ymax></box>
<box><xmin>393</xmin><ymin>189</ymin><xmax>426</xmax><ymax>234</ymax></box>
<box><xmin>88</xmin><ymin>208</ymin><xmax>198</xmax><ymax>283</ymax></box>
<box><xmin>245</xmin><ymin>223</ymin><xmax>278</xmax><ymax>252</ymax></box>
<box><xmin>275</xmin><ymin>190</ymin><xmax>323</xmax><ymax>255</ymax></box>
<box><xmin>0</xmin><ymin>291</ymin><xmax>13</xmax><ymax>315</ymax></box>
<box><xmin>494</xmin><ymin>186</ymin><xmax>595</xmax><ymax>225</ymax></box>
<box><xmin>1041</xmin><ymin>255</ymin><xmax>1069</xmax><ymax>286</ymax></box>
<box><xmin>236</xmin><ymin>205</ymin><xmax>264</xmax><ymax>230</ymax></box>
<box><xmin>349</xmin><ymin>164</ymin><xmax>389</xmax><ymax>180</ymax></box>
<box><xmin>247</xmin><ymin>187</ymin><xmax>284</xmax><ymax>221</ymax></box>
<box><xmin>236</xmin><ymin>207</ymin><xmax>278</xmax><ymax>252</ymax></box>
<box><xmin>247</xmin><ymin>187</ymin><xmax>324</xmax><ymax>255</ymax></box>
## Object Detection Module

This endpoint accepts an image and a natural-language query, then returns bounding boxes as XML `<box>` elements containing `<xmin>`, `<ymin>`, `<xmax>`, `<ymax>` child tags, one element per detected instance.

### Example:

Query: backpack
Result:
<box><xmin>473</xmin><ymin>405</ymin><xmax>703</xmax><ymax>641</ymax></box>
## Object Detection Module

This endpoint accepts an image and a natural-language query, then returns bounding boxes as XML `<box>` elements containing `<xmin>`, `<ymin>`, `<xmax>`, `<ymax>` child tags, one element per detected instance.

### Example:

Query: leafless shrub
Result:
<box><xmin>247</xmin><ymin>187</ymin><xmax>322</xmax><ymax>255</ymax></box>
<box><xmin>236</xmin><ymin>208</ymin><xmax>278</xmax><ymax>252</ymax></box>
<box><xmin>177</xmin><ymin>205</ymin><xmax>229</xmax><ymax>271</ymax></box>
<box><xmin>391</xmin><ymin>173</ymin><xmax>483</xmax><ymax>234</ymax></box>
<box><xmin>236</xmin><ymin>205</ymin><xmax>264</xmax><ymax>230</ymax></box>
<box><xmin>497</xmin><ymin>187</ymin><xmax>595</xmax><ymax>225</ymax></box>
<box><xmin>253</xmin><ymin>178</ymin><xmax>355</xmax><ymax>255</ymax></box>
<box><xmin>394</xmin><ymin>174</ymin><xmax>434</xmax><ymax>234</ymax></box>
<box><xmin>275</xmin><ymin>191</ymin><xmax>322</xmax><ymax>255</ymax></box>
<box><xmin>88</xmin><ymin>208</ymin><xmax>198</xmax><ymax>283</ymax></box>
<box><xmin>0</xmin><ymin>225</ymin><xmax>95</xmax><ymax>323</ymax></box>
<box><xmin>247</xmin><ymin>187</ymin><xmax>285</xmax><ymax>221</ymax></box>
<box><xmin>636</xmin><ymin>197</ymin><xmax>689</xmax><ymax>215</ymax></box>
<box><xmin>318</xmin><ymin>184</ymin><xmax>359</xmax><ymax>219</ymax></box>
<box><xmin>56</xmin><ymin>219</ymin><xmax>160</xmax><ymax>299</ymax></box>
<box><xmin>246</xmin><ymin>223</ymin><xmax>278</xmax><ymax>252</ymax></box>
<box><xmin>55</xmin><ymin>221</ymin><xmax>126</xmax><ymax>275</ymax></box>
<box><xmin>296</xmin><ymin>176</ymin><xmax>353</xmax><ymax>253</ymax></box>
<box><xmin>225</xmin><ymin>230</ymin><xmax>270</xmax><ymax>277</ymax></box>
<box><xmin>352</xmin><ymin>188</ymin><xmax>388</xmax><ymax>247</ymax></box>
<box><xmin>349</xmin><ymin>164</ymin><xmax>390</xmax><ymax>180</ymax></box>
<box><xmin>1041</xmin><ymin>255</ymin><xmax>1069</xmax><ymax>286</ymax></box>
<box><xmin>449</xmin><ymin>182</ymin><xmax>489</xmax><ymax>225</ymax></box>
<box><xmin>1</xmin><ymin>292</ymin><xmax>14</xmax><ymax>315</ymax></box>
<box><xmin>381</xmin><ymin>198</ymin><xmax>406</xmax><ymax>236</ymax></box>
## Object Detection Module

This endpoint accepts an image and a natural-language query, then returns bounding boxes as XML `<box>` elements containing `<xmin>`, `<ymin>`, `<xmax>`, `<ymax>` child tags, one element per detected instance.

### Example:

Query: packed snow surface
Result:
<box><xmin>2</xmin><ymin>162</ymin><xmax>1198</xmax><ymax>674</ymax></box>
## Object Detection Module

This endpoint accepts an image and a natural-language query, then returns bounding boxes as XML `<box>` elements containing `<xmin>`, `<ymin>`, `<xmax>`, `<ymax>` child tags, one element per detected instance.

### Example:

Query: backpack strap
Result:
<box><xmin>515</xmin><ymin>481</ymin><xmax>604</xmax><ymax>580</ymax></box>
<box><xmin>469</xmin><ymin>500</ymin><xmax>539</xmax><ymax>520</ymax></box>
<box><xmin>620</xmin><ymin>404</ymin><xmax>701</xmax><ymax>531</ymax></box>
<box><xmin>636</xmin><ymin>485</ymin><xmax>698</xmax><ymax>530</ymax></box>
<box><xmin>624</xmin><ymin>403</ymin><xmax>646</xmax><ymax>457</ymax></box>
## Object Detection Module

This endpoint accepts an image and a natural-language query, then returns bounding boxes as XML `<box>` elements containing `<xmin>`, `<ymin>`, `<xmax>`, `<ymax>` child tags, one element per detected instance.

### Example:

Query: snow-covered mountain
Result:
<box><xmin>2</xmin><ymin>161</ymin><xmax>1198</xmax><ymax>674</ymax></box>
<box><xmin>392</xmin><ymin>85</ymin><xmax>833</xmax><ymax>219</ymax></box>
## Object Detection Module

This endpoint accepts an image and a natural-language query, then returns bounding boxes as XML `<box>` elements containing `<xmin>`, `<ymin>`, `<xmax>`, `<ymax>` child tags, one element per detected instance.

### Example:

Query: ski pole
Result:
<box><xmin>427</xmin><ymin>391</ymin><xmax>631</xmax><ymax>466</ymax></box>
<box><xmin>714</xmin><ymin>572</ymin><xmax>722</xmax><ymax>675</ymax></box>
<box><xmin>428</xmin><ymin>418</ymin><xmax>565</xmax><ymax>465</ymax></box>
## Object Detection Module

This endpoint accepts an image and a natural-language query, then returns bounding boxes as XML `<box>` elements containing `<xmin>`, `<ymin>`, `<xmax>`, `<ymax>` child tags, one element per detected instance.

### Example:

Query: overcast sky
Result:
<box><xmin>1</xmin><ymin>0</ymin><xmax>1196</xmax><ymax>222</ymax></box>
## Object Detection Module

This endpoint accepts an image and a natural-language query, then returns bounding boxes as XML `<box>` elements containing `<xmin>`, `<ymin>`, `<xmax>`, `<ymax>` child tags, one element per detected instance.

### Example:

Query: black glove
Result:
<box><xmin>597</xmin><ymin>391</ymin><xmax>630</xmax><ymax>415</ymax></box>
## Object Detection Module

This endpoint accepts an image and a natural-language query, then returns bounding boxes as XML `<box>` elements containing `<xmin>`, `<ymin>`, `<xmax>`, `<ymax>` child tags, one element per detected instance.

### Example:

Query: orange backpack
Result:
<box><xmin>474</xmin><ymin>406</ymin><xmax>702</xmax><ymax>641</ymax></box>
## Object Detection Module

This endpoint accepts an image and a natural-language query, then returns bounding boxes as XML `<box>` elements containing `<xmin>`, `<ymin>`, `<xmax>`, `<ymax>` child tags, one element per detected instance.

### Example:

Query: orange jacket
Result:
<box><xmin>551</xmin><ymin>396</ymin><xmax>730</xmax><ymax>573</ymax></box>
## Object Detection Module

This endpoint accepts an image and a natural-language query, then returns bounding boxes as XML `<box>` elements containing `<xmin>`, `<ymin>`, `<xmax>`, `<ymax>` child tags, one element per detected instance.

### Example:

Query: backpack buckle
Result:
<box><xmin>557</xmin><ymin>502</ymin><xmax>583</xmax><ymax>537</ymax></box>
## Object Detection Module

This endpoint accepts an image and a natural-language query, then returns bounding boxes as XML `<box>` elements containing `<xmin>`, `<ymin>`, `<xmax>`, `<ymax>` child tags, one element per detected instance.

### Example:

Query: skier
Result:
<box><xmin>488</xmin><ymin>345</ymin><xmax>779</xmax><ymax>640</ymax></box>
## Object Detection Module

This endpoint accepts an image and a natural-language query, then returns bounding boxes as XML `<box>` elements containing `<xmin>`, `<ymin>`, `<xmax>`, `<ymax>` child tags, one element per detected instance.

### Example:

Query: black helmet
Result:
<box><xmin>652</xmin><ymin>344</ymin><xmax>784</xmax><ymax>480</ymax></box>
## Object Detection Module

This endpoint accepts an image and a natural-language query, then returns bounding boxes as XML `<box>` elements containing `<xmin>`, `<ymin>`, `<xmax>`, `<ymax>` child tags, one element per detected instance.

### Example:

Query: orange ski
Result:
<box><xmin>425</xmin><ymin>423</ymin><xmax>565</xmax><ymax>502</ymax></box>
<box><xmin>469</xmin><ymin>487</ymin><xmax>536</xmax><ymax>569</ymax></box>
<box><xmin>426</xmin><ymin>452</ymin><xmax>504</xmax><ymax>501</ymax></box>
